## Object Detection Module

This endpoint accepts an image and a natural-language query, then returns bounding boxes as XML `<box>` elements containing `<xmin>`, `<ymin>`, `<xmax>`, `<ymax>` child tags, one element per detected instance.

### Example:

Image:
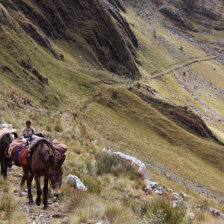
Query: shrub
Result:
<box><xmin>82</xmin><ymin>175</ymin><xmax>102</xmax><ymax>195</ymax></box>
<box><xmin>85</xmin><ymin>160</ymin><xmax>95</xmax><ymax>175</ymax></box>
<box><xmin>140</xmin><ymin>199</ymin><xmax>186</xmax><ymax>224</ymax></box>
<box><xmin>95</xmin><ymin>152</ymin><xmax>136</xmax><ymax>177</ymax></box>
<box><xmin>54</xmin><ymin>121</ymin><xmax>63</xmax><ymax>132</ymax></box>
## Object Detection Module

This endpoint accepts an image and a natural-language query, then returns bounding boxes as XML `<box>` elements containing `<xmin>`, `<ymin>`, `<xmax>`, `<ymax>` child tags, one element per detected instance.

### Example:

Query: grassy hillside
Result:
<box><xmin>0</xmin><ymin>1</ymin><xmax>224</xmax><ymax>223</ymax></box>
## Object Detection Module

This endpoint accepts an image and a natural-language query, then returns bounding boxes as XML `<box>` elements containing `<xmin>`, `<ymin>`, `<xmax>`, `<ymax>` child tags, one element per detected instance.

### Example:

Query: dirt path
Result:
<box><xmin>2</xmin><ymin>167</ymin><xmax>68</xmax><ymax>224</ymax></box>
<box><xmin>145</xmin><ymin>56</ymin><xmax>217</xmax><ymax>81</ymax></box>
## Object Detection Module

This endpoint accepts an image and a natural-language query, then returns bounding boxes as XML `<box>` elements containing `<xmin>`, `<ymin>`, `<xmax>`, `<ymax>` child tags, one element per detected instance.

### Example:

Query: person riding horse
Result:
<box><xmin>22</xmin><ymin>121</ymin><xmax>44</xmax><ymax>139</ymax></box>
<box><xmin>22</xmin><ymin>121</ymin><xmax>36</xmax><ymax>139</ymax></box>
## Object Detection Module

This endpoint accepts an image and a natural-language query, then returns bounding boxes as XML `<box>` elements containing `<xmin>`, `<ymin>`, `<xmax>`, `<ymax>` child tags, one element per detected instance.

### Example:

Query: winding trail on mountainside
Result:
<box><xmin>145</xmin><ymin>55</ymin><xmax>217</xmax><ymax>81</ymax></box>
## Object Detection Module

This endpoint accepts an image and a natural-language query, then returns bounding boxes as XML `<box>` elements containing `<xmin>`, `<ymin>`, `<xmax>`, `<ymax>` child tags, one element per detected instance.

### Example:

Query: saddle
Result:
<box><xmin>9</xmin><ymin>136</ymin><xmax>68</xmax><ymax>167</ymax></box>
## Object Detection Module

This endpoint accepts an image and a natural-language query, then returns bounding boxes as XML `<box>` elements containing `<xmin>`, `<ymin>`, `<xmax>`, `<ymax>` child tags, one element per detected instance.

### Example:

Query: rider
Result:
<box><xmin>22</xmin><ymin>120</ymin><xmax>36</xmax><ymax>139</ymax></box>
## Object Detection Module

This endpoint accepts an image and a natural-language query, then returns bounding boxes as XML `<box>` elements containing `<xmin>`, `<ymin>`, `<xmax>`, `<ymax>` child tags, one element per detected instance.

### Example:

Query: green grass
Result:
<box><xmin>1</xmin><ymin>1</ymin><xmax>224</xmax><ymax>223</ymax></box>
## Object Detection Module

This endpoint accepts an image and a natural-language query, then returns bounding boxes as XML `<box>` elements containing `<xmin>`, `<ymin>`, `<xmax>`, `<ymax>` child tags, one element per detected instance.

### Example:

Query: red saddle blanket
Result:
<box><xmin>13</xmin><ymin>144</ymin><xmax>29</xmax><ymax>167</ymax></box>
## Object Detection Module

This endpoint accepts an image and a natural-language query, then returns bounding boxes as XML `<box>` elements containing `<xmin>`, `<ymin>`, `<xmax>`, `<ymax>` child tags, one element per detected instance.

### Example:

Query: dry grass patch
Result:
<box><xmin>105</xmin><ymin>202</ymin><xmax>134</xmax><ymax>224</ymax></box>
<box><xmin>0</xmin><ymin>193</ymin><xmax>14</xmax><ymax>219</ymax></box>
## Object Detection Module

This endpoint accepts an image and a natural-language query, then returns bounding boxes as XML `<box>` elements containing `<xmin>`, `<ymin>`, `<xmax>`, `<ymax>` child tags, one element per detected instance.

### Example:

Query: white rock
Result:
<box><xmin>154</xmin><ymin>189</ymin><xmax>163</xmax><ymax>195</ymax></box>
<box><xmin>62</xmin><ymin>217</ymin><xmax>69</xmax><ymax>224</ymax></box>
<box><xmin>171</xmin><ymin>193</ymin><xmax>183</xmax><ymax>208</ymax></box>
<box><xmin>167</xmin><ymin>187</ymin><xmax>174</xmax><ymax>193</ymax></box>
<box><xmin>181</xmin><ymin>192</ymin><xmax>188</xmax><ymax>199</ymax></box>
<box><xmin>113</xmin><ymin>152</ymin><xmax>152</xmax><ymax>181</ymax></box>
<box><xmin>102</xmin><ymin>147</ymin><xmax>112</xmax><ymax>154</ymax></box>
<box><xmin>208</xmin><ymin>207</ymin><xmax>224</xmax><ymax>217</ymax></box>
<box><xmin>67</xmin><ymin>174</ymin><xmax>87</xmax><ymax>191</ymax></box>
<box><xmin>103</xmin><ymin>149</ymin><xmax>158</xmax><ymax>192</ymax></box>
<box><xmin>96</xmin><ymin>220</ymin><xmax>109</xmax><ymax>224</ymax></box>
<box><xmin>145</xmin><ymin>180</ymin><xmax>159</xmax><ymax>190</ymax></box>
<box><xmin>1</xmin><ymin>123</ymin><xmax>8</xmax><ymax>128</ymax></box>
<box><xmin>188</xmin><ymin>212</ymin><xmax>195</xmax><ymax>219</ymax></box>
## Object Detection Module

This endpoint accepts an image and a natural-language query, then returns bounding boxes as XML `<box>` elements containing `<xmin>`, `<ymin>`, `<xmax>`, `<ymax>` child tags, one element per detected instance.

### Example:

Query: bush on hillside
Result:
<box><xmin>54</xmin><ymin>122</ymin><xmax>63</xmax><ymax>132</ymax></box>
<box><xmin>95</xmin><ymin>152</ymin><xmax>137</xmax><ymax>177</ymax></box>
<box><xmin>136</xmin><ymin>199</ymin><xmax>186</xmax><ymax>224</ymax></box>
<box><xmin>82</xmin><ymin>175</ymin><xmax>102</xmax><ymax>195</ymax></box>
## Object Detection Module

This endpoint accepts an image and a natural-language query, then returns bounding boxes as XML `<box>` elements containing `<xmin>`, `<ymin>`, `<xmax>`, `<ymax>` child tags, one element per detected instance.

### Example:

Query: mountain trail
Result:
<box><xmin>3</xmin><ymin>167</ymin><xmax>68</xmax><ymax>224</ymax></box>
<box><xmin>145</xmin><ymin>56</ymin><xmax>217</xmax><ymax>81</ymax></box>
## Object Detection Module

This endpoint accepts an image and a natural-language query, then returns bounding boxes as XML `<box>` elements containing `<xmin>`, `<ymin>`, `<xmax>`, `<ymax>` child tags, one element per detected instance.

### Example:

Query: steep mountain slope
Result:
<box><xmin>0</xmin><ymin>0</ymin><xmax>224</xmax><ymax>223</ymax></box>
<box><xmin>2</xmin><ymin>0</ymin><xmax>139</xmax><ymax>78</ymax></box>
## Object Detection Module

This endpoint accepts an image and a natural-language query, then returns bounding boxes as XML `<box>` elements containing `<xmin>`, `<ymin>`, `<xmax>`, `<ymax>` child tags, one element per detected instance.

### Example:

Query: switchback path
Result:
<box><xmin>145</xmin><ymin>56</ymin><xmax>217</xmax><ymax>81</ymax></box>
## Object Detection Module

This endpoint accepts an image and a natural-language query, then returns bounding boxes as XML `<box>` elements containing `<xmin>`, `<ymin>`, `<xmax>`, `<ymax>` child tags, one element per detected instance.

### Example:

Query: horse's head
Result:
<box><xmin>48</xmin><ymin>155</ymin><xmax>66</xmax><ymax>197</ymax></box>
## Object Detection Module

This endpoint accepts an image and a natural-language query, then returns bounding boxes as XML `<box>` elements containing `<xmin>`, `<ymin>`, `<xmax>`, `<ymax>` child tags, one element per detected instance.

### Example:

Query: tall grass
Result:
<box><xmin>0</xmin><ymin>194</ymin><xmax>14</xmax><ymax>218</ymax></box>
<box><xmin>138</xmin><ymin>199</ymin><xmax>186</xmax><ymax>224</ymax></box>
<box><xmin>95</xmin><ymin>152</ymin><xmax>137</xmax><ymax>177</ymax></box>
<box><xmin>105</xmin><ymin>202</ymin><xmax>133</xmax><ymax>224</ymax></box>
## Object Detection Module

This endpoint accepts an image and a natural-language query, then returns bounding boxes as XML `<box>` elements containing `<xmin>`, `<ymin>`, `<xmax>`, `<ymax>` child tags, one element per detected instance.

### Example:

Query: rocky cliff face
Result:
<box><xmin>2</xmin><ymin>0</ymin><xmax>140</xmax><ymax>78</ymax></box>
<box><xmin>157</xmin><ymin>0</ymin><xmax>224</xmax><ymax>31</ymax></box>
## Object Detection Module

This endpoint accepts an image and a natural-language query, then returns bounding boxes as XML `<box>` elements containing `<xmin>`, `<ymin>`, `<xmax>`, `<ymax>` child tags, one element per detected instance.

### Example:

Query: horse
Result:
<box><xmin>0</xmin><ymin>132</ymin><xmax>18</xmax><ymax>177</ymax></box>
<box><xmin>21</xmin><ymin>140</ymin><xmax>65</xmax><ymax>209</ymax></box>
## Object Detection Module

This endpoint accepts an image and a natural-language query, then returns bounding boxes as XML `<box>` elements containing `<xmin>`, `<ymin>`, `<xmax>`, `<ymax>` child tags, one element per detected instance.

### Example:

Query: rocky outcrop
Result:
<box><xmin>2</xmin><ymin>0</ymin><xmax>140</xmax><ymax>78</ymax></box>
<box><xmin>157</xmin><ymin>0</ymin><xmax>224</xmax><ymax>31</ymax></box>
<box><xmin>20</xmin><ymin>60</ymin><xmax>48</xmax><ymax>85</ymax></box>
<box><xmin>159</xmin><ymin>5</ymin><xmax>196</xmax><ymax>31</ymax></box>
<box><xmin>129</xmin><ymin>87</ymin><xmax>224</xmax><ymax>145</ymax></box>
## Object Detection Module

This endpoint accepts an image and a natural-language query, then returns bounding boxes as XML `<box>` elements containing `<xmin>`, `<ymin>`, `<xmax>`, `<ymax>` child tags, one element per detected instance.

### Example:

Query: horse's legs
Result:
<box><xmin>27</xmin><ymin>174</ymin><xmax>34</xmax><ymax>204</ymax></box>
<box><xmin>20</xmin><ymin>174</ymin><xmax>26</xmax><ymax>187</ymax></box>
<box><xmin>35</xmin><ymin>176</ymin><xmax>42</xmax><ymax>206</ymax></box>
<box><xmin>43</xmin><ymin>176</ymin><xmax>49</xmax><ymax>209</ymax></box>
<box><xmin>0</xmin><ymin>157</ymin><xmax>7</xmax><ymax>177</ymax></box>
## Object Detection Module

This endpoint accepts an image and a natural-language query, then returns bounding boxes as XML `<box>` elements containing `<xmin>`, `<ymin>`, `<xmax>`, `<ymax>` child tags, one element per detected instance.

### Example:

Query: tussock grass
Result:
<box><xmin>105</xmin><ymin>202</ymin><xmax>134</xmax><ymax>224</ymax></box>
<box><xmin>127</xmin><ymin>199</ymin><xmax>186</xmax><ymax>224</ymax></box>
<box><xmin>81</xmin><ymin>175</ymin><xmax>102</xmax><ymax>195</ymax></box>
<box><xmin>66</xmin><ymin>191</ymin><xmax>105</xmax><ymax>224</ymax></box>
<box><xmin>0</xmin><ymin>193</ymin><xmax>14</xmax><ymax>219</ymax></box>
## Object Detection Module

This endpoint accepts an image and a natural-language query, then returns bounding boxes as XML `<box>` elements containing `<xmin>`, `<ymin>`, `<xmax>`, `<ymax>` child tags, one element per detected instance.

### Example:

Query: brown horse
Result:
<box><xmin>21</xmin><ymin>140</ymin><xmax>65</xmax><ymax>209</ymax></box>
<box><xmin>0</xmin><ymin>132</ymin><xmax>18</xmax><ymax>177</ymax></box>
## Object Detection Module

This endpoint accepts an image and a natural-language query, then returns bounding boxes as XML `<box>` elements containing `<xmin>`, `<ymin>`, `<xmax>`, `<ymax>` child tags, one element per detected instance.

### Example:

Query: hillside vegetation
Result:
<box><xmin>0</xmin><ymin>0</ymin><xmax>224</xmax><ymax>223</ymax></box>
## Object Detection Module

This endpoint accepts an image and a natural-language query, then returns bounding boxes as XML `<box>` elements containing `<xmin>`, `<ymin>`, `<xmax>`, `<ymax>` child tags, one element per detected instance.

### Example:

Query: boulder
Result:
<box><xmin>181</xmin><ymin>192</ymin><xmax>188</xmax><ymax>199</ymax></box>
<box><xmin>208</xmin><ymin>207</ymin><xmax>224</xmax><ymax>219</ymax></box>
<box><xmin>113</xmin><ymin>152</ymin><xmax>153</xmax><ymax>181</ymax></box>
<box><xmin>67</xmin><ymin>174</ymin><xmax>87</xmax><ymax>192</ymax></box>
<box><xmin>171</xmin><ymin>193</ymin><xmax>183</xmax><ymax>208</ymax></box>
